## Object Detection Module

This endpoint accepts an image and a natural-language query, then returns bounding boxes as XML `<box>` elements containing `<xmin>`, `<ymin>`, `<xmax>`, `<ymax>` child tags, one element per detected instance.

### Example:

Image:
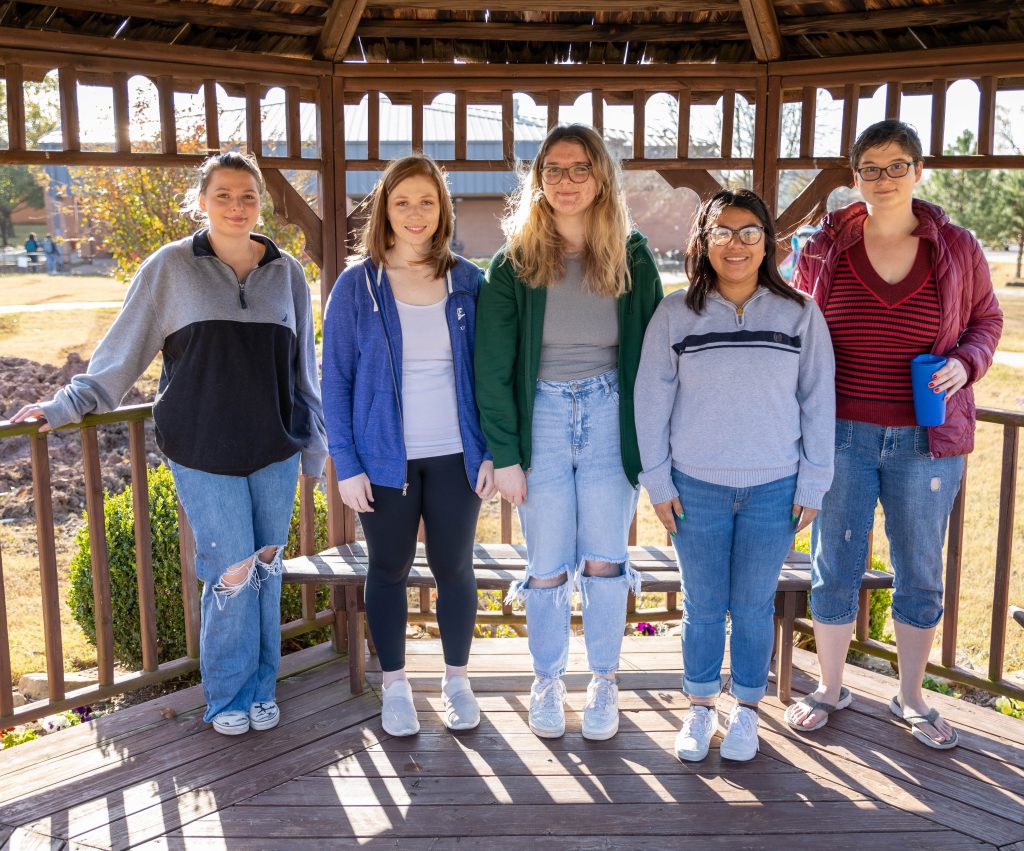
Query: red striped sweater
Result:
<box><xmin>822</xmin><ymin>239</ymin><xmax>941</xmax><ymax>426</ymax></box>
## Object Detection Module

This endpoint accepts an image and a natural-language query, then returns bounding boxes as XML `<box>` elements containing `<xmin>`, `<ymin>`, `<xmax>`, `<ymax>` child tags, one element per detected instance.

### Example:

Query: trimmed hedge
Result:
<box><xmin>68</xmin><ymin>463</ymin><xmax>330</xmax><ymax>670</ymax></box>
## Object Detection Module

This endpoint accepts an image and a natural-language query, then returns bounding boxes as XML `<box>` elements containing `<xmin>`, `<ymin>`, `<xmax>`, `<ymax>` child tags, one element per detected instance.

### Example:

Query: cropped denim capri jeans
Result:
<box><xmin>169</xmin><ymin>452</ymin><xmax>299</xmax><ymax>722</ymax></box>
<box><xmin>507</xmin><ymin>370</ymin><xmax>640</xmax><ymax>679</ymax></box>
<box><xmin>810</xmin><ymin>420</ymin><xmax>964</xmax><ymax>630</ymax></box>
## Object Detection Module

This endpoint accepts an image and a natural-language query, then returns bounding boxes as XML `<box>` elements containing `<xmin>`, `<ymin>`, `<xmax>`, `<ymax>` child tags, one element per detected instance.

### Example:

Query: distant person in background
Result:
<box><xmin>43</xmin><ymin>234</ymin><xmax>59</xmax><ymax>275</ymax></box>
<box><xmin>787</xmin><ymin>120</ymin><xmax>1003</xmax><ymax>749</ymax></box>
<box><xmin>24</xmin><ymin>232</ymin><xmax>39</xmax><ymax>272</ymax></box>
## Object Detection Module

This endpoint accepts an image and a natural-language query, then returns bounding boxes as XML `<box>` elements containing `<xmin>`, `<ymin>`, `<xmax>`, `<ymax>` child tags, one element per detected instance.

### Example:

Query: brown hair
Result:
<box><xmin>684</xmin><ymin>188</ymin><xmax>804</xmax><ymax>314</ymax></box>
<box><xmin>500</xmin><ymin>124</ymin><xmax>631</xmax><ymax>296</ymax></box>
<box><xmin>353</xmin><ymin>153</ymin><xmax>456</xmax><ymax>279</ymax></box>
<box><xmin>181</xmin><ymin>151</ymin><xmax>265</xmax><ymax>221</ymax></box>
<box><xmin>850</xmin><ymin>120</ymin><xmax>923</xmax><ymax>170</ymax></box>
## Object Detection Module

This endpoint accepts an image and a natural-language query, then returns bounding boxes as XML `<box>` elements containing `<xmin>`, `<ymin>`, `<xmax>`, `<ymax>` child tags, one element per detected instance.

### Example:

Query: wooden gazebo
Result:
<box><xmin>1</xmin><ymin>4</ymin><xmax>1023</xmax><ymax>847</ymax></box>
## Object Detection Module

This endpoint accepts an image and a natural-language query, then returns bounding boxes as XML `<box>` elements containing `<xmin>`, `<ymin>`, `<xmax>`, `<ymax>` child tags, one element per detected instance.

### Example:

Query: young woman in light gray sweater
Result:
<box><xmin>635</xmin><ymin>188</ymin><xmax>835</xmax><ymax>762</ymax></box>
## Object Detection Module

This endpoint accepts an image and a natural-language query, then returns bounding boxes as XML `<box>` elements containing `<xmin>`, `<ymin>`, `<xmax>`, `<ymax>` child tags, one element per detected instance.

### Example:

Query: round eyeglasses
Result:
<box><xmin>705</xmin><ymin>225</ymin><xmax>766</xmax><ymax>246</ymax></box>
<box><xmin>540</xmin><ymin>164</ymin><xmax>593</xmax><ymax>185</ymax></box>
<box><xmin>855</xmin><ymin>161</ymin><xmax>916</xmax><ymax>181</ymax></box>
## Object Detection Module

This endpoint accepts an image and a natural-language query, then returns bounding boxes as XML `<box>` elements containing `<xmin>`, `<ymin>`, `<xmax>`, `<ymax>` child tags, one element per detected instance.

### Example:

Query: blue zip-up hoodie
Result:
<box><xmin>322</xmin><ymin>255</ymin><xmax>489</xmax><ymax>491</ymax></box>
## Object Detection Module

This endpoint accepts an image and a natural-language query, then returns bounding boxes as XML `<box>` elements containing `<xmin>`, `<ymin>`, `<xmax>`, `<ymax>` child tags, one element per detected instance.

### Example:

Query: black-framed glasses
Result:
<box><xmin>540</xmin><ymin>164</ymin><xmax>593</xmax><ymax>185</ymax></box>
<box><xmin>705</xmin><ymin>225</ymin><xmax>766</xmax><ymax>246</ymax></box>
<box><xmin>856</xmin><ymin>161</ymin><xmax>917</xmax><ymax>181</ymax></box>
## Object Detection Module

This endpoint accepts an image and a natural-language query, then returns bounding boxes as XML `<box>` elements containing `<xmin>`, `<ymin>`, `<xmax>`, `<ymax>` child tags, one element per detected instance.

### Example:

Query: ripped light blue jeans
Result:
<box><xmin>169</xmin><ymin>453</ymin><xmax>299</xmax><ymax>722</ymax></box>
<box><xmin>509</xmin><ymin>371</ymin><xmax>640</xmax><ymax>679</ymax></box>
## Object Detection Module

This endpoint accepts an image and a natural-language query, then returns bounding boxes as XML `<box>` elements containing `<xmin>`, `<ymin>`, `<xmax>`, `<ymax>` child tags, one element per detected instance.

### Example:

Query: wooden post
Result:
<box><xmin>941</xmin><ymin>460</ymin><xmax>967</xmax><ymax>668</ymax></box>
<box><xmin>633</xmin><ymin>90</ymin><xmax>646</xmax><ymax>161</ymax></box>
<box><xmin>501</xmin><ymin>89</ymin><xmax>514</xmax><ymax>162</ymax></box>
<box><xmin>454</xmin><ymin>90</ymin><xmax>467</xmax><ymax>161</ymax></box>
<box><xmin>988</xmin><ymin>425</ymin><xmax>1018</xmax><ymax>682</ymax></box>
<box><xmin>885</xmin><ymin>80</ymin><xmax>902</xmax><ymax>120</ymax></box>
<box><xmin>204</xmin><ymin>79</ymin><xmax>221</xmax><ymax>153</ymax></box>
<box><xmin>591</xmin><ymin>89</ymin><xmax>604</xmax><ymax>136</ymax></box>
<box><xmin>129</xmin><ymin>420</ymin><xmax>159</xmax><ymax>673</ymax></box>
<box><xmin>546</xmin><ymin>89</ymin><xmax>559</xmax><ymax>130</ymax></box>
<box><xmin>58</xmin><ymin>65</ymin><xmax>80</xmax><ymax>153</ymax></box>
<box><xmin>5</xmin><ymin>62</ymin><xmax>25</xmax><ymax>152</ymax></box>
<box><xmin>30</xmin><ymin>433</ymin><xmax>64</xmax><ymax>702</ymax></box>
<box><xmin>840</xmin><ymin>83</ymin><xmax>859</xmax><ymax>158</ymax></box>
<box><xmin>411</xmin><ymin>90</ymin><xmax>424</xmax><ymax>152</ymax></box>
<box><xmin>82</xmin><ymin>427</ymin><xmax>114</xmax><ymax>687</ymax></box>
<box><xmin>721</xmin><ymin>89</ymin><xmax>735</xmax><ymax>159</ymax></box>
<box><xmin>799</xmin><ymin>85</ymin><xmax>816</xmax><ymax>159</ymax></box>
<box><xmin>113</xmin><ymin>72</ymin><xmax>131</xmax><ymax>154</ymax></box>
<box><xmin>286</xmin><ymin>85</ymin><xmax>302</xmax><ymax>159</ymax></box>
<box><xmin>677</xmin><ymin>87</ymin><xmax>691</xmax><ymax>159</ymax></box>
<box><xmin>0</xmin><ymin>542</ymin><xmax>13</xmax><ymax>718</ymax></box>
<box><xmin>978</xmin><ymin>75</ymin><xmax>997</xmax><ymax>157</ymax></box>
<box><xmin>929</xmin><ymin>79</ymin><xmax>947</xmax><ymax>158</ymax></box>
<box><xmin>299</xmin><ymin>474</ymin><xmax>318</xmax><ymax>622</ymax></box>
<box><xmin>158</xmin><ymin>75</ymin><xmax>177</xmax><ymax>156</ymax></box>
<box><xmin>176</xmin><ymin>501</ymin><xmax>201</xmax><ymax>659</ymax></box>
<box><xmin>757</xmin><ymin>73</ymin><xmax>782</xmax><ymax>215</ymax></box>
<box><xmin>245</xmin><ymin>81</ymin><xmax>262</xmax><ymax>157</ymax></box>
<box><xmin>367</xmin><ymin>89</ymin><xmax>380</xmax><ymax>161</ymax></box>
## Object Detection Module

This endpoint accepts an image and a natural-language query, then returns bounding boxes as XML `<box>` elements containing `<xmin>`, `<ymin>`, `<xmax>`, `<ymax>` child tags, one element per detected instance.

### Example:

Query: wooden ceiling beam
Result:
<box><xmin>316</xmin><ymin>0</ymin><xmax>369</xmax><ymax>62</ymax></box>
<box><xmin>9</xmin><ymin>0</ymin><xmax>322</xmax><ymax>37</ymax></box>
<box><xmin>738</xmin><ymin>0</ymin><xmax>783</xmax><ymax>62</ymax></box>
<box><xmin>366</xmin><ymin>0</ymin><xmax>735</xmax><ymax>9</ymax></box>
<box><xmin>356</xmin><ymin>20</ymin><xmax>746</xmax><ymax>43</ymax></box>
<box><xmin>779</xmin><ymin>1</ymin><xmax>1021</xmax><ymax>37</ymax></box>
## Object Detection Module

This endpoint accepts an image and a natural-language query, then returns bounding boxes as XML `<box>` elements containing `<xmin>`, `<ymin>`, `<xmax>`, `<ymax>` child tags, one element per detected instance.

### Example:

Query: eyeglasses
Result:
<box><xmin>855</xmin><ymin>161</ymin><xmax>917</xmax><ymax>181</ymax></box>
<box><xmin>705</xmin><ymin>225</ymin><xmax>766</xmax><ymax>246</ymax></box>
<box><xmin>540</xmin><ymin>164</ymin><xmax>593</xmax><ymax>185</ymax></box>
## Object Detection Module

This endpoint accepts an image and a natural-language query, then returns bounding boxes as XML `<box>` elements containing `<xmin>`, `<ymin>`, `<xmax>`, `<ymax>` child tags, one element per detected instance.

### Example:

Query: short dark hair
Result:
<box><xmin>684</xmin><ymin>188</ymin><xmax>804</xmax><ymax>314</ymax></box>
<box><xmin>850</xmin><ymin>120</ymin><xmax>923</xmax><ymax>170</ymax></box>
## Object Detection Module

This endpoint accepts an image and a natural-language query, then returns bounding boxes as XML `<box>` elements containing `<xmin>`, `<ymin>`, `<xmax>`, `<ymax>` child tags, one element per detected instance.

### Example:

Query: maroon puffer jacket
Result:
<box><xmin>793</xmin><ymin>199</ymin><xmax>1003</xmax><ymax>457</ymax></box>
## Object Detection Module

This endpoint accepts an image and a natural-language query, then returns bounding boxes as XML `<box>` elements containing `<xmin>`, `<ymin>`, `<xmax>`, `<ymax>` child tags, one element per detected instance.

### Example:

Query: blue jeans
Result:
<box><xmin>671</xmin><ymin>470</ymin><xmax>797</xmax><ymax>704</ymax></box>
<box><xmin>510</xmin><ymin>371</ymin><xmax>640</xmax><ymax>678</ymax></box>
<box><xmin>810</xmin><ymin>420</ymin><xmax>964</xmax><ymax>630</ymax></box>
<box><xmin>169</xmin><ymin>453</ymin><xmax>299</xmax><ymax>721</ymax></box>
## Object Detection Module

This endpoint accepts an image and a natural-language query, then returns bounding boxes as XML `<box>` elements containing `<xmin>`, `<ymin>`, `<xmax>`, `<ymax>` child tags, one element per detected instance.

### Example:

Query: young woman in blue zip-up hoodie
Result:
<box><xmin>322</xmin><ymin>154</ymin><xmax>495</xmax><ymax>737</ymax></box>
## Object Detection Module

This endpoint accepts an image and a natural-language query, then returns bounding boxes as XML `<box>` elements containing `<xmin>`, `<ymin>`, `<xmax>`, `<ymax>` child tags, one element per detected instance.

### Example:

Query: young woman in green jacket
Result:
<box><xmin>475</xmin><ymin>124</ymin><xmax>663</xmax><ymax>741</ymax></box>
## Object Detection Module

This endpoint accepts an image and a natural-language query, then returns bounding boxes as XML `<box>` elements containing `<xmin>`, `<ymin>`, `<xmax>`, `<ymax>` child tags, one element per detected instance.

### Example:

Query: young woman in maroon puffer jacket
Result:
<box><xmin>786</xmin><ymin>120</ymin><xmax>1002</xmax><ymax>750</ymax></box>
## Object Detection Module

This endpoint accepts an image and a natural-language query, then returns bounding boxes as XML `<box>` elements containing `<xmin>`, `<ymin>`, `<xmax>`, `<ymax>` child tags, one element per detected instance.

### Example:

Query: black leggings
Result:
<box><xmin>359</xmin><ymin>453</ymin><xmax>481</xmax><ymax>672</ymax></box>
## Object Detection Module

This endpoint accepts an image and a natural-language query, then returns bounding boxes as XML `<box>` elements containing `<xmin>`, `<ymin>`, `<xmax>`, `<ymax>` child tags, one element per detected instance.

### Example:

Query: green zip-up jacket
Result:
<box><xmin>474</xmin><ymin>230</ymin><xmax>664</xmax><ymax>486</ymax></box>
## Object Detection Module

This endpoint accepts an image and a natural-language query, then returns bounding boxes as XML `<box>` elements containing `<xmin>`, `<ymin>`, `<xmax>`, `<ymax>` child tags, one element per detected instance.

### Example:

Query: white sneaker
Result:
<box><xmin>249</xmin><ymin>701</ymin><xmax>280</xmax><ymax>731</ymax></box>
<box><xmin>212</xmin><ymin>710</ymin><xmax>249</xmax><ymax>736</ymax></box>
<box><xmin>674</xmin><ymin>704</ymin><xmax>718</xmax><ymax>761</ymax></box>
<box><xmin>529</xmin><ymin>676</ymin><xmax>566</xmax><ymax>738</ymax></box>
<box><xmin>720</xmin><ymin>704</ymin><xmax>759</xmax><ymax>761</ymax></box>
<box><xmin>442</xmin><ymin>676</ymin><xmax>480</xmax><ymax>731</ymax></box>
<box><xmin>582</xmin><ymin>677</ymin><xmax>619</xmax><ymax>741</ymax></box>
<box><xmin>381</xmin><ymin>679</ymin><xmax>420</xmax><ymax>737</ymax></box>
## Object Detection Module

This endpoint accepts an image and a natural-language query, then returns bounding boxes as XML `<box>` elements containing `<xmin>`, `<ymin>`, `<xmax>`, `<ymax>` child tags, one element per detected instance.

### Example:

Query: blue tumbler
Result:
<box><xmin>910</xmin><ymin>354</ymin><xmax>947</xmax><ymax>427</ymax></box>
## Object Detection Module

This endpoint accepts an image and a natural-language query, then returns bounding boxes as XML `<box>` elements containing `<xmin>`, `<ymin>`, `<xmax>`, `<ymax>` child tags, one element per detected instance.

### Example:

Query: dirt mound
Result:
<box><xmin>0</xmin><ymin>355</ymin><xmax>160</xmax><ymax>521</ymax></box>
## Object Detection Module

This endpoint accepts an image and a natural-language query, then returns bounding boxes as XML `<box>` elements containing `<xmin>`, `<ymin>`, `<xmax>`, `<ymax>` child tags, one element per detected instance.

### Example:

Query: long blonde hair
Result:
<box><xmin>501</xmin><ymin>124</ymin><xmax>631</xmax><ymax>296</ymax></box>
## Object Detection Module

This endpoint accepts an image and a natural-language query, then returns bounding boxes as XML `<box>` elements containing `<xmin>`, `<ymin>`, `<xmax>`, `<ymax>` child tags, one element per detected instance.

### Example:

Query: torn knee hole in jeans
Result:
<box><xmin>212</xmin><ymin>544</ymin><xmax>284</xmax><ymax>609</ymax></box>
<box><xmin>505</xmin><ymin>566</ymin><xmax>571</xmax><ymax>607</ymax></box>
<box><xmin>576</xmin><ymin>556</ymin><xmax>642</xmax><ymax>606</ymax></box>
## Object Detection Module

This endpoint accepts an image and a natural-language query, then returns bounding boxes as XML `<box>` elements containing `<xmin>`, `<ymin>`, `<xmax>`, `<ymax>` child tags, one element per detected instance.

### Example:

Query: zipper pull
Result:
<box><xmin>238</xmin><ymin>284</ymin><xmax>248</xmax><ymax>309</ymax></box>
<box><xmin>402</xmin><ymin>482</ymin><xmax>409</xmax><ymax>496</ymax></box>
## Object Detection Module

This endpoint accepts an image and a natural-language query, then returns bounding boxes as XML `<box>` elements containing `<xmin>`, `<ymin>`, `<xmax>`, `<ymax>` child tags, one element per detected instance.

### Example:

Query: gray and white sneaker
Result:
<box><xmin>249</xmin><ymin>700</ymin><xmax>280</xmax><ymax>731</ymax></box>
<box><xmin>674</xmin><ymin>704</ymin><xmax>719</xmax><ymax>761</ymax></box>
<box><xmin>442</xmin><ymin>676</ymin><xmax>480</xmax><ymax>731</ymax></box>
<box><xmin>212</xmin><ymin>710</ymin><xmax>249</xmax><ymax>736</ymax></box>
<box><xmin>529</xmin><ymin>676</ymin><xmax>567</xmax><ymax>738</ymax></box>
<box><xmin>582</xmin><ymin>677</ymin><xmax>619</xmax><ymax>741</ymax></box>
<box><xmin>720</xmin><ymin>704</ymin><xmax>759</xmax><ymax>761</ymax></box>
<box><xmin>381</xmin><ymin>679</ymin><xmax>420</xmax><ymax>737</ymax></box>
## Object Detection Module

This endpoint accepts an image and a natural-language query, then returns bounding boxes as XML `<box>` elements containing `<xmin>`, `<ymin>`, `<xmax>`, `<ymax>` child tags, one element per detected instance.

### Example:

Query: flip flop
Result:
<box><xmin>784</xmin><ymin>686</ymin><xmax>853</xmax><ymax>732</ymax></box>
<box><xmin>889</xmin><ymin>695</ymin><xmax>959</xmax><ymax>750</ymax></box>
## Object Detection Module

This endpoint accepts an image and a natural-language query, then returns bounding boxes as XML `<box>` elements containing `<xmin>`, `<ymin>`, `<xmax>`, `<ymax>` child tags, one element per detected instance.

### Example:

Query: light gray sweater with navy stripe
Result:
<box><xmin>635</xmin><ymin>286</ymin><xmax>835</xmax><ymax>509</ymax></box>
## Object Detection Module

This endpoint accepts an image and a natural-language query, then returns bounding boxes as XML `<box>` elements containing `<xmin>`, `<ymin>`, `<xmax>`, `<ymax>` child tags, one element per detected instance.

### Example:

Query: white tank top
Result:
<box><xmin>395</xmin><ymin>296</ymin><xmax>464</xmax><ymax>460</ymax></box>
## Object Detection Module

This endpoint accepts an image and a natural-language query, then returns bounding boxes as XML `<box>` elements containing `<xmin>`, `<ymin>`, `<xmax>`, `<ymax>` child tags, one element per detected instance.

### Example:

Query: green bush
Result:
<box><xmin>68</xmin><ymin>463</ymin><xmax>331</xmax><ymax>670</ymax></box>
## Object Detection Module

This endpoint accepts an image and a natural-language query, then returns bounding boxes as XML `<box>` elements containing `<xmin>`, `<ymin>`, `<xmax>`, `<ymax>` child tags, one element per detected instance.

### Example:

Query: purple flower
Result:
<box><xmin>636</xmin><ymin>622</ymin><xmax>656</xmax><ymax>636</ymax></box>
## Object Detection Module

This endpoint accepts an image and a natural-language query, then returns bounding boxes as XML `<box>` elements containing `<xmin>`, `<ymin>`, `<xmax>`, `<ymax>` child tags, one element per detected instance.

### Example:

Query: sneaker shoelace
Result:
<box><xmin>729</xmin><ymin>706</ymin><xmax>758</xmax><ymax>738</ymax></box>
<box><xmin>533</xmin><ymin>679</ymin><xmax>563</xmax><ymax>715</ymax></box>
<box><xmin>252</xmin><ymin>702</ymin><xmax>274</xmax><ymax>717</ymax></box>
<box><xmin>681</xmin><ymin>705</ymin><xmax>712</xmax><ymax>739</ymax></box>
<box><xmin>587</xmin><ymin>679</ymin><xmax>615</xmax><ymax>712</ymax></box>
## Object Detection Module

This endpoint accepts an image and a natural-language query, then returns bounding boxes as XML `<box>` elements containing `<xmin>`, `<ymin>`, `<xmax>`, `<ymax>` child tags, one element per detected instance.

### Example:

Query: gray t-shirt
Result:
<box><xmin>537</xmin><ymin>254</ymin><xmax>619</xmax><ymax>381</ymax></box>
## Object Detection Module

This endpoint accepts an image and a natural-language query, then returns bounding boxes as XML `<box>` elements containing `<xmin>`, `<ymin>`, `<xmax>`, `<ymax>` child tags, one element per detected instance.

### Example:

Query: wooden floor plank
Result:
<box><xmin>243</xmin><ymin>771</ymin><xmax>869</xmax><ymax>806</ymax></box>
<box><xmin>757</xmin><ymin>725</ymin><xmax>1024</xmax><ymax>845</ymax></box>
<box><xmin>0</xmin><ymin>827</ymin><xmax>65</xmax><ymax>850</ymax></box>
<box><xmin>0</xmin><ymin>643</ymin><xmax>343</xmax><ymax>778</ymax></box>
<box><xmin>172</xmin><ymin>800</ymin><xmax>946</xmax><ymax>839</ymax></box>
<box><xmin>17</xmin><ymin>688</ymin><xmax>380</xmax><ymax>846</ymax></box>
<box><xmin>146</xmin><ymin>833</ymin><xmax>996</xmax><ymax>851</ymax></box>
<box><xmin>72</xmin><ymin>708</ymin><xmax>386</xmax><ymax>850</ymax></box>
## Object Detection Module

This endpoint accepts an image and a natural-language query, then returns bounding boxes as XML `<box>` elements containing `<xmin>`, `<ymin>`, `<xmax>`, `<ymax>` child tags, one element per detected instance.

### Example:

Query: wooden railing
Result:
<box><xmin>1</xmin><ymin>403</ymin><xmax>1021</xmax><ymax>727</ymax></box>
<box><xmin>0</xmin><ymin>404</ymin><xmax>332</xmax><ymax>728</ymax></box>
